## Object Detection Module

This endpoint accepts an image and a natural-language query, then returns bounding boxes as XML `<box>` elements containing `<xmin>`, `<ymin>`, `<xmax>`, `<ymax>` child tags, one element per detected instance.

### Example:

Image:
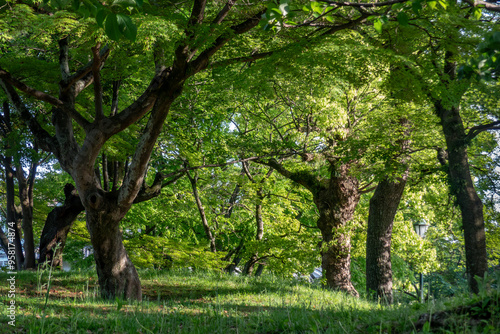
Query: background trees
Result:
<box><xmin>1</xmin><ymin>0</ymin><xmax>499</xmax><ymax>304</ymax></box>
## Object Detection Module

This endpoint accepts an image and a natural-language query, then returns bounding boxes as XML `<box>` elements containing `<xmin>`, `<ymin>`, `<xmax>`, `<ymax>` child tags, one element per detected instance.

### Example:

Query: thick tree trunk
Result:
<box><xmin>366</xmin><ymin>118</ymin><xmax>410</xmax><ymax>304</ymax></box>
<box><xmin>365</xmin><ymin>176</ymin><xmax>407</xmax><ymax>304</ymax></box>
<box><xmin>314</xmin><ymin>164</ymin><xmax>360</xmax><ymax>297</ymax></box>
<box><xmin>39</xmin><ymin>183</ymin><xmax>85</xmax><ymax>267</ymax></box>
<box><xmin>86</xmin><ymin>208</ymin><xmax>142</xmax><ymax>300</ymax></box>
<box><xmin>437</xmin><ymin>103</ymin><xmax>488</xmax><ymax>293</ymax></box>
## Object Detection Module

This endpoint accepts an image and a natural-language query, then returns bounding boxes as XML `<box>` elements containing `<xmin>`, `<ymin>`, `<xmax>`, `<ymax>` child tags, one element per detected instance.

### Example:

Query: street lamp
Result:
<box><xmin>413</xmin><ymin>221</ymin><xmax>430</xmax><ymax>303</ymax></box>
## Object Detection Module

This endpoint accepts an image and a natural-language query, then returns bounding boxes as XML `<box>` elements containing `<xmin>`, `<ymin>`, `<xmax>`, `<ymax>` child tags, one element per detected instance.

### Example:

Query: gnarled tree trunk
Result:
<box><xmin>86</xmin><ymin>208</ymin><xmax>141</xmax><ymax>300</ymax></box>
<box><xmin>314</xmin><ymin>164</ymin><xmax>360</xmax><ymax>297</ymax></box>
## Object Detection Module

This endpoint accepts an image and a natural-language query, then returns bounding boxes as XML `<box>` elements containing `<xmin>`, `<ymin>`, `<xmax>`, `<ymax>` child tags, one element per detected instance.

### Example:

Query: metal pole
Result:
<box><xmin>419</xmin><ymin>273</ymin><xmax>424</xmax><ymax>303</ymax></box>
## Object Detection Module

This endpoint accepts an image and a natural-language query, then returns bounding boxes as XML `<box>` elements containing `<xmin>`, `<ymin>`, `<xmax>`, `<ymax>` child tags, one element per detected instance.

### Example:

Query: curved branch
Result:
<box><xmin>190</xmin><ymin>9</ymin><xmax>266</xmax><ymax>73</ymax></box>
<box><xmin>0</xmin><ymin>67</ymin><xmax>90</xmax><ymax>129</ymax></box>
<box><xmin>256</xmin><ymin>158</ymin><xmax>322</xmax><ymax>194</ymax></box>
<box><xmin>91</xmin><ymin>43</ymin><xmax>105</xmax><ymax>121</ymax></box>
<box><xmin>0</xmin><ymin>80</ymin><xmax>59</xmax><ymax>154</ymax></box>
<box><xmin>463</xmin><ymin>0</ymin><xmax>500</xmax><ymax>12</ymax></box>
<box><xmin>466</xmin><ymin>120</ymin><xmax>500</xmax><ymax>141</ymax></box>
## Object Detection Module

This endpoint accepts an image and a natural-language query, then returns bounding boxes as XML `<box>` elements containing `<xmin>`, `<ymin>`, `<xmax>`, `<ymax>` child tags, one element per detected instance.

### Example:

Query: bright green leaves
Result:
<box><xmin>397</xmin><ymin>12</ymin><xmax>410</xmax><ymax>26</ymax></box>
<box><xmin>369</xmin><ymin>0</ymin><xmax>449</xmax><ymax>34</ymax></box>
<box><xmin>259</xmin><ymin>0</ymin><xmax>295</xmax><ymax>32</ymax></box>
<box><xmin>99</xmin><ymin>12</ymin><xmax>137</xmax><ymax>41</ymax></box>
<box><xmin>38</xmin><ymin>0</ymin><xmax>143</xmax><ymax>41</ymax></box>
<box><xmin>373</xmin><ymin>16</ymin><xmax>388</xmax><ymax>34</ymax></box>
<box><xmin>459</xmin><ymin>31</ymin><xmax>500</xmax><ymax>81</ymax></box>
<box><xmin>472</xmin><ymin>6</ymin><xmax>482</xmax><ymax>20</ymax></box>
<box><xmin>89</xmin><ymin>0</ymin><xmax>145</xmax><ymax>41</ymax></box>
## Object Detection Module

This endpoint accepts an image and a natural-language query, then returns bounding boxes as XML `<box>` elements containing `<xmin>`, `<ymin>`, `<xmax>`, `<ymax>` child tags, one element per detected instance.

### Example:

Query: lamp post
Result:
<box><xmin>413</xmin><ymin>221</ymin><xmax>429</xmax><ymax>303</ymax></box>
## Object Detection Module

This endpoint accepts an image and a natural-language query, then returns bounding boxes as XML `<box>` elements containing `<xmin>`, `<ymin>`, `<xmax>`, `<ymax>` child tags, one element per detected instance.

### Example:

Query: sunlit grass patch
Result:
<box><xmin>1</xmin><ymin>268</ymin><xmax>499</xmax><ymax>333</ymax></box>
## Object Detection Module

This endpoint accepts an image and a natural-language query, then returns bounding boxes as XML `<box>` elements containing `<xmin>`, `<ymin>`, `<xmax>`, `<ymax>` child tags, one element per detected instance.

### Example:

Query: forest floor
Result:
<box><xmin>0</xmin><ymin>268</ymin><xmax>499</xmax><ymax>333</ymax></box>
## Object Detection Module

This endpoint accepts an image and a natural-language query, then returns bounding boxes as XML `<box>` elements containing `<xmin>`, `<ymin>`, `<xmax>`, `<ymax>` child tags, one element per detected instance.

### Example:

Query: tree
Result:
<box><xmin>0</xmin><ymin>1</ymin><xmax>271</xmax><ymax>299</ymax></box>
<box><xmin>0</xmin><ymin>101</ymin><xmax>47</xmax><ymax>269</ymax></box>
<box><xmin>365</xmin><ymin>117</ymin><xmax>411</xmax><ymax>304</ymax></box>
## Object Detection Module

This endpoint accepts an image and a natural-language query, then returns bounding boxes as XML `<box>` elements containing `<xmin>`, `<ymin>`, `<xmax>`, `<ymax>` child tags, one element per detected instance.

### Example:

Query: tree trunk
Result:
<box><xmin>437</xmin><ymin>103</ymin><xmax>487</xmax><ymax>293</ymax></box>
<box><xmin>366</xmin><ymin>118</ymin><xmax>410</xmax><ymax>304</ymax></box>
<box><xmin>16</xmin><ymin>161</ymin><xmax>37</xmax><ymax>269</ymax></box>
<box><xmin>243</xmin><ymin>188</ymin><xmax>264</xmax><ymax>275</ymax></box>
<box><xmin>39</xmin><ymin>183</ymin><xmax>85</xmax><ymax>267</ymax></box>
<box><xmin>314</xmin><ymin>164</ymin><xmax>360</xmax><ymax>297</ymax></box>
<box><xmin>187</xmin><ymin>170</ymin><xmax>217</xmax><ymax>252</ymax></box>
<box><xmin>365</xmin><ymin>176</ymin><xmax>407</xmax><ymax>304</ymax></box>
<box><xmin>86</xmin><ymin>207</ymin><xmax>142</xmax><ymax>300</ymax></box>
<box><xmin>3</xmin><ymin>156</ymin><xmax>24</xmax><ymax>270</ymax></box>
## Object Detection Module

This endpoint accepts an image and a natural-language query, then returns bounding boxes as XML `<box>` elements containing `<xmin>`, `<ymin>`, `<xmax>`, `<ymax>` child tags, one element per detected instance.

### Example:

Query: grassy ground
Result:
<box><xmin>0</xmin><ymin>268</ymin><xmax>498</xmax><ymax>333</ymax></box>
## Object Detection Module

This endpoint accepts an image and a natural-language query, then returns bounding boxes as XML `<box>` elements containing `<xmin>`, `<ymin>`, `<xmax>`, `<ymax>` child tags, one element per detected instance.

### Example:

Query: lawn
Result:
<box><xmin>0</xmin><ymin>268</ymin><xmax>498</xmax><ymax>333</ymax></box>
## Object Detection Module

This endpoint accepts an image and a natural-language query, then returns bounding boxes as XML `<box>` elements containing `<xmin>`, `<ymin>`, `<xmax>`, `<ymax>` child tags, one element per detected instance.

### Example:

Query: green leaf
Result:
<box><xmin>310</xmin><ymin>1</ymin><xmax>323</xmax><ymax>14</ymax></box>
<box><xmin>427</xmin><ymin>0</ymin><xmax>437</xmax><ymax>9</ymax></box>
<box><xmin>105</xmin><ymin>13</ymin><xmax>121</xmax><ymax>41</ymax></box>
<box><xmin>438</xmin><ymin>0</ymin><xmax>447</xmax><ymax>9</ymax></box>
<box><xmin>96</xmin><ymin>9</ymin><xmax>108</xmax><ymax>28</ymax></box>
<box><xmin>72</xmin><ymin>0</ymin><xmax>80</xmax><ymax>11</ymax></box>
<box><xmin>392</xmin><ymin>3</ymin><xmax>404</xmax><ymax>10</ymax></box>
<box><xmin>397</xmin><ymin>12</ymin><xmax>409</xmax><ymax>26</ymax></box>
<box><xmin>112</xmin><ymin>0</ymin><xmax>137</xmax><ymax>7</ymax></box>
<box><xmin>116</xmin><ymin>13</ymin><xmax>137</xmax><ymax>41</ymax></box>
<box><xmin>412</xmin><ymin>0</ymin><xmax>422</xmax><ymax>14</ymax></box>
<box><xmin>473</xmin><ymin>7</ymin><xmax>482</xmax><ymax>20</ymax></box>
<box><xmin>373</xmin><ymin>18</ymin><xmax>383</xmax><ymax>33</ymax></box>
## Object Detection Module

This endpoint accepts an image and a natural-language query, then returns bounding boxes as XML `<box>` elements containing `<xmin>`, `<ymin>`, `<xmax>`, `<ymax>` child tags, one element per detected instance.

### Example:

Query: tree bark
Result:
<box><xmin>86</xmin><ymin>207</ymin><xmax>142</xmax><ymax>300</ymax></box>
<box><xmin>260</xmin><ymin>159</ymin><xmax>360</xmax><ymax>296</ymax></box>
<box><xmin>16</xmin><ymin>160</ymin><xmax>37</xmax><ymax>269</ymax></box>
<box><xmin>365</xmin><ymin>176</ymin><xmax>407</xmax><ymax>304</ymax></box>
<box><xmin>314</xmin><ymin>164</ymin><xmax>360</xmax><ymax>297</ymax></box>
<box><xmin>365</xmin><ymin>118</ymin><xmax>410</xmax><ymax>304</ymax></box>
<box><xmin>2</xmin><ymin>155</ymin><xmax>24</xmax><ymax>270</ymax></box>
<box><xmin>242</xmin><ymin>188</ymin><xmax>264</xmax><ymax>275</ymax></box>
<box><xmin>436</xmin><ymin>103</ymin><xmax>487</xmax><ymax>293</ymax></box>
<box><xmin>39</xmin><ymin>183</ymin><xmax>85</xmax><ymax>267</ymax></box>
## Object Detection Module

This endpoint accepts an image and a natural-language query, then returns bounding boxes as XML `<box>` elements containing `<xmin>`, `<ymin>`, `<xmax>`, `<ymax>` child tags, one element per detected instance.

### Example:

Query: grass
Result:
<box><xmin>0</xmin><ymin>268</ymin><xmax>499</xmax><ymax>333</ymax></box>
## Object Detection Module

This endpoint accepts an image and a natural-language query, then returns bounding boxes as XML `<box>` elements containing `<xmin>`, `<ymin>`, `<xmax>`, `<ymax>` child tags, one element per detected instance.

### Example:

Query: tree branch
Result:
<box><xmin>212</xmin><ymin>0</ymin><xmax>237</xmax><ymax>24</ymax></box>
<box><xmin>134</xmin><ymin>171</ymin><xmax>185</xmax><ymax>204</ymax></box>
<box><xmin>0</xmin><ymin>80</ymin><xmax>59</xmax><ymax>154</ymax></box>
<box><xmin>190</xmin><ymin>9</ymin><xmax>266</xmax><ymax>73</ymax></box>
<box><xmin>463</xmin><ymin>0</ymin><xmax>500</xmax><ymax>12</ymax></box>
<box><xmin>0</xmin><ymin>67</ymin><xmax>90</xmax><ymax>129</ymax></box>
<box><xmin>60</xmin><ymin>46</ymin><xmax>111</xmax><ymax>96</ymax></box>
<box><xmin>256</xmin><ymin>158</ymin><xmax>322</xmax><ymax>194</ymax></box>
<box><xmin>466</xmin><ymin>120</ymin><xmax>500</xmax><ymax>141</ymax></box>
<box><xmin>321</xmin><ymin>13</ymin><xmax>370</xmax><ymax>36</ymax></box>
<box><xmin>210</xmin><ymin>51</ymin><xmax>274</xmax><ymax>69</ymax></box>
<box><xmin>104</xmin><ymin>69</ymin><xmax>166</xmax><ymax>137</ymax></box>
<box><xmin>91</xmin><ymin>43</ymin><xmax>105</xmax><ymax>121</ymax></box>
